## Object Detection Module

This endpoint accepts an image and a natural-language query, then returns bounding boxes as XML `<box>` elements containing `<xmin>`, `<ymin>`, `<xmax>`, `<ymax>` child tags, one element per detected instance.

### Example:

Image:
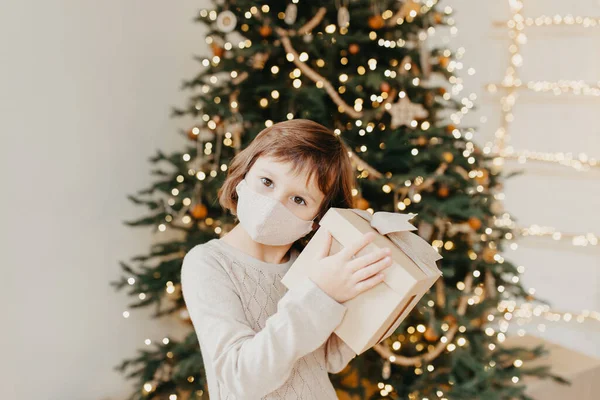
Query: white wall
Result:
<box><xmin>1</xmin><ymin>1</ymin><xmax>209</xmax><ymax>399</ymax></box>
<box><xmin>1</xmin><ymin>1</ymin><xmax>598</xmax><ymax>399</ymax></box>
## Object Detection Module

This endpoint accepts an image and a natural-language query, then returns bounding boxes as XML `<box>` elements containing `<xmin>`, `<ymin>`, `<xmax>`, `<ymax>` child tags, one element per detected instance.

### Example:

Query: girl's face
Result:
<box><xmin>245</xmin><ymin>155</ymin><xmax>325</xmax><ymax>222</ymax></box>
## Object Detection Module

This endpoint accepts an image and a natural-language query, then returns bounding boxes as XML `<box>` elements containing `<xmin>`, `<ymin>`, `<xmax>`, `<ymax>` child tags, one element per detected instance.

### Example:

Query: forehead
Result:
<box><xmin>252</xmin><ymin>155</ymin><xmax>324</xmax><ymax>196</ymax></box>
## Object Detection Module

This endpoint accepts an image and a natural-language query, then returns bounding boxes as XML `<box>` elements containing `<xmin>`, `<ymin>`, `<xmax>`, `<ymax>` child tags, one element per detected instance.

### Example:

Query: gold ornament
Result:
<box><xmin>250</xmin><ymin>52</ymin><xmax>269</xmax><ymax>69</ymax></box>
<box><xmin>475</xmin><ymin>169</ymin><xmax>489</xmax><ymax>183</ymax></box>
<box><xmin>483</xmin><ymin>247</ymin><xmax>497</xmax><ymax>263</ymax></box>
<box><xmin>349</xmin><ymin>43</ymin><xmax>360</xmax><ymax>55</ymax></box>
<box><xmin>439</xmin><ymin>56</ymin><xmax>450</xmax><ymax>68</ymax></box>
<box><xmin>442</xmin><ymin>151</ymin><xmax>454</xmax><ymax>163</ymax></box>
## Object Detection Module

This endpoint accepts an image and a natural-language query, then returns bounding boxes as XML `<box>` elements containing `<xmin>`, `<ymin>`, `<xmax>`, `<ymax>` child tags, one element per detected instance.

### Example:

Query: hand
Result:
<box><xmin>309</xmin><ymin>230</ymin><xmax>393</xmax><ymax>303</ymax></box>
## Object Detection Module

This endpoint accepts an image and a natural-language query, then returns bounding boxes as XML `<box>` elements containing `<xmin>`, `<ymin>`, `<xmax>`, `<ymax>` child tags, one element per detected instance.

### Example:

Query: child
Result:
<box><xmin>181</xmin><ymin>119</ymin><xmax>393</xmax><ymax>399</ymax></box>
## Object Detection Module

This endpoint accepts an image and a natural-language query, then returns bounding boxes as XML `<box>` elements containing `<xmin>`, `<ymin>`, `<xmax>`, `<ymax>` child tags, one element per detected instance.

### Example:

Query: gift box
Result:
<box><xmin>503</xmin><ymin>334</ymin><xmax>600</xmax><ymax>399</ymax></box>
<box><xmin>281</xmin><ymin>207</ymin><xmax>443</xmax><ymax>355</ymax></box>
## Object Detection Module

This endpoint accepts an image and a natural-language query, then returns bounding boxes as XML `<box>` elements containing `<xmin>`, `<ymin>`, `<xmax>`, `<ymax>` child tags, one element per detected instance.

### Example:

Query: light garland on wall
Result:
<box><xmin>490</xmin><ymin>0</ymin><xmax>600</xmax><ymax>337</ymax></box>
<box><xmin>517</xmin><ymin>224</ymin><xmax>598</xmax><ymax>247</ymax></box>
<box><xmin>494</xmin><ymin>148</ymin><xmax>599</xmax><ymax>171</ymax></box>
<box><xmin>498</xmin><ymin>301</ymin><xmax>600</xmax><ymax>324</ymax></box>
<box><xmin>487</xmin><ymin>80</ymin><xmax>600</xmax><ymax>96</ymax></box>
<box><xmin>493</xmin><ymin>14</ymin><xmax>600</xmax><ymax>28</ymax></box>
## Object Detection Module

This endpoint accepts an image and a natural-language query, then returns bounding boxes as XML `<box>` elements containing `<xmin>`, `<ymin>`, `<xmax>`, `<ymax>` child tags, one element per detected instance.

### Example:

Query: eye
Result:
<box><xmin>260</xmin><ymin>177</ymin><xmax>273</xmax><ymax>188</ymax></box>
<box><xmin>292</xmin><ymin>196</ymin><xmax>307</xmax><ymax>206</ymax></box>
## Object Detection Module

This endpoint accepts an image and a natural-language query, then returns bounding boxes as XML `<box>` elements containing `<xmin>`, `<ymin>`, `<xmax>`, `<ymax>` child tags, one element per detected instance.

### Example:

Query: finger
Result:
<box><xmin>340</xmin><ymin>231</ymin><xmax>376</xmax><ymax>261</ymax></box>
<box><xmin>352</xmin><ymin>256</ymin><xmax>392</xmax><ymax>282</ymax></box>
<box><xmin>353</xmin><ymin>271</ymin><xmax>386</xmax><ymax>294</ymax></box>
<box><xmin>347</xmin><ymin>247</ymin><xmax>391</xmax><ymax>273</ymax></box>
<box><xmin>316</xmin><ymin>229</ymin><xmax>333</xmax><ymax>259</ymax></box>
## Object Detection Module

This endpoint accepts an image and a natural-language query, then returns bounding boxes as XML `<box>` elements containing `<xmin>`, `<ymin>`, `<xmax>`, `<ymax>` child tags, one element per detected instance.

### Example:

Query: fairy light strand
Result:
<box><xmin>491</xmin><ymin>0</ymin><xmax>600</xmax><ymax>335</ymax></box>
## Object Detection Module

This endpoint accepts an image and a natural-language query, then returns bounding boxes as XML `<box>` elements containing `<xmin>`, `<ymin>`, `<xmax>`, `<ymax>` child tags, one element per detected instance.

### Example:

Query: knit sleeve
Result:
<box><xmin>324</xmin><ymin>332</ymin><xmax>357</xmax><ymax>374</ymax></box>
<box><xmin>180</xmin><ymin>244</ymin><xmax>348</xmax><ymax>399</ymax></box>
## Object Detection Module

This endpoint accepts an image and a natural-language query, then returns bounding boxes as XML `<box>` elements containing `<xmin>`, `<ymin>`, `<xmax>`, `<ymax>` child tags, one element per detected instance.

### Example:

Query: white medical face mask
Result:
<box><xmin>234</xmin><ymin>178</ymin><xmax>316</xmax><ymax>246</ymax></box>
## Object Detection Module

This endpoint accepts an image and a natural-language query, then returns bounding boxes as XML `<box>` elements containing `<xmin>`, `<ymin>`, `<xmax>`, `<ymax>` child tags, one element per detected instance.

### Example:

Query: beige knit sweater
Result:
<box><xmin>180</xmin><ymin>238</ymin><xmax>357</xmax><ymax>400</ymax></box>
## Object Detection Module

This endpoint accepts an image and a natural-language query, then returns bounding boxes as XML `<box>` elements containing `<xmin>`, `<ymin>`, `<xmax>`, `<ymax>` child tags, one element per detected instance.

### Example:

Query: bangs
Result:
<box><xmin>266</xmin><ymin>147</ymin><xmax>336</xmax><ymax>196</ymax></box>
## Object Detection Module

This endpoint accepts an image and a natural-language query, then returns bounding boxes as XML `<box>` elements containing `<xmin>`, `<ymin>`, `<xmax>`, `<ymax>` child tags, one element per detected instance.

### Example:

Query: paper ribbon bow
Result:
<box><xmin>349</xmin><ymin>208</ymin><xmax>443</xmax><ymax>274</ymax></box>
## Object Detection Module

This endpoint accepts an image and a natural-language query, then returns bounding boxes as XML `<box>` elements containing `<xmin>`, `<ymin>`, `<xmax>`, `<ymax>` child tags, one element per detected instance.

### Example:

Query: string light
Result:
<box><xmin>498</xmin><ymin>301</ymin><xmax>600</xmax><ymax>324</ymax></box>
<box><xmin>517</xmin><ymin>225</ymin><xmax>598</xmax><ymax>247</ymax></box>
<box><xmin>487</xmin><ymin>80</ymin><xmax>600</xmax><ymax>96</ymax></box>
<box><xmin>496</xmin><ymin>148</ymin><xmax>599</xmax><ymax>171</ymax></box>
<box><xmin>494</xmin><ymin>15</ymin><xmax>600</xmax><ymax>28</ymax></box>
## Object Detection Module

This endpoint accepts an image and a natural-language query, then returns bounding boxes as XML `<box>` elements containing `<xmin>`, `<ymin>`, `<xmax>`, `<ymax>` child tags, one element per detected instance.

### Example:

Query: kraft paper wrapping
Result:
<box><xmin>348</xmin><ymin>208</ymin><xmax>443</xmax><ymax>276</ymax></box>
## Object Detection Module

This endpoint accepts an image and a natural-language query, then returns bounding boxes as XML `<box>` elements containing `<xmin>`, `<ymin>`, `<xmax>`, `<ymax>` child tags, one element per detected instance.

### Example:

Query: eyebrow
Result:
<box><xmin>258</xmin><ymin>167</ymin><xmax>317</xmax><ymax>203</ymax></box>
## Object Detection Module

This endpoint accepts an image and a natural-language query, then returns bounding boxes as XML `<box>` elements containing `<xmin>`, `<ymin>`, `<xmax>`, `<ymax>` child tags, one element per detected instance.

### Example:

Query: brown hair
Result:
<box><xmin>217</xmin><ymin>119</ymin><xmax>356</xmax><ymax>250</ymax></box>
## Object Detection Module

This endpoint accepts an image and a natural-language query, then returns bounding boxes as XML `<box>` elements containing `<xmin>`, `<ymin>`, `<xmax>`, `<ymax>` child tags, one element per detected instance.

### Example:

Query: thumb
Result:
<box><xmin>316</xmin><ymin>229</ymin><xmax>333</xmax><ymax>259</ymax></box>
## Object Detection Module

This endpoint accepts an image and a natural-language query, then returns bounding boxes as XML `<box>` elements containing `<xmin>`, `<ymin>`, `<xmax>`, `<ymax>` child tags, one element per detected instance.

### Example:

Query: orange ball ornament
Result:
<box><xmin>368</xmin><ymin>15</ymin><xmax>385</xmax><ymax>29</ymax></box>
<box><xmin>259</xmin><ymin>24</ymin><xmax>272</xmax><ymax>37</ymax></box>
<box><xmin>439</xmin><ymin>56</ymin><xmax>450</xmax><ymax>68</ymax></box>
<box><xmin>211</xmin><ymin>42</ymin><xmax>224</xmax><ymax>58</ymax></box>
<box><xmin>482</xmin><ymin>247</ymin><xmax>497</xmax><ymax>263</ymax></box>
<box><xmin>424</xmin><ymin>326</ymin><xmax>439</xmax><ymax>342</ymax></box>
<box><xmin>187</xmin><ymin>127</ymin><xmax>199</xmax><ymax>141</ymax></box>
<box><xmin>468</xmin><ymin>217</ymin><xmax>482</xmax><ymax>231</ymax></box>
<box><xmin>355</xmin><ymin>197</ymin><xmax>370</xmax><ymax>210</ymax></box>
<box><xmin>443</xmin><ymin>315</ymin><xmax>457</xmax><ymax>326</ymax></box>
<box><xmin>380</xmin><ymin>81</ymin><xmax>391</xmax><ymax>93</ymax></box>
<box><xmin>349</xmin><ymin>43</ymin><xmax>360</xmax><ymax>55</ymax></box>
<box><xmin>433</xmin><ymin>12</ymin><xmax>443</xmax><ymax>24</ymax></box>
<box><xmin>442</xmin><ymin>152</ymin><xmax>454</xmax><ymax>163</ymax></box>
<box><xmin>190</xmin><ymin>203</ymin><xmax>208</xmax><ymax>219</ymax></box>
<box><xmin>475</xmin><ymin>169</ymin><xmax>489</xmax><ymax>183</ymax></box>
<box><xmin>417</xmin><ymin>136</ymin><xmax>428</xmax><ymax>146</ymax></box>
<box><xmin>437</xmin><ymin>185</ymin><xmax>449</xmax><ymax>198</ymax></box>
<box><xmin>445</xmin><ymin>124</ymin><xmax>456</xmax><ymax>134</ymax></box>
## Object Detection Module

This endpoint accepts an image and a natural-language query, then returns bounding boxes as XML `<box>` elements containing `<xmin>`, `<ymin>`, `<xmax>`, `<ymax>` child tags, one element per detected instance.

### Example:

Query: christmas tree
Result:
<box><xmin>112</xmin><ymin>1</ymin><xmax>567</xmax><ymax>398</ymax></box>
